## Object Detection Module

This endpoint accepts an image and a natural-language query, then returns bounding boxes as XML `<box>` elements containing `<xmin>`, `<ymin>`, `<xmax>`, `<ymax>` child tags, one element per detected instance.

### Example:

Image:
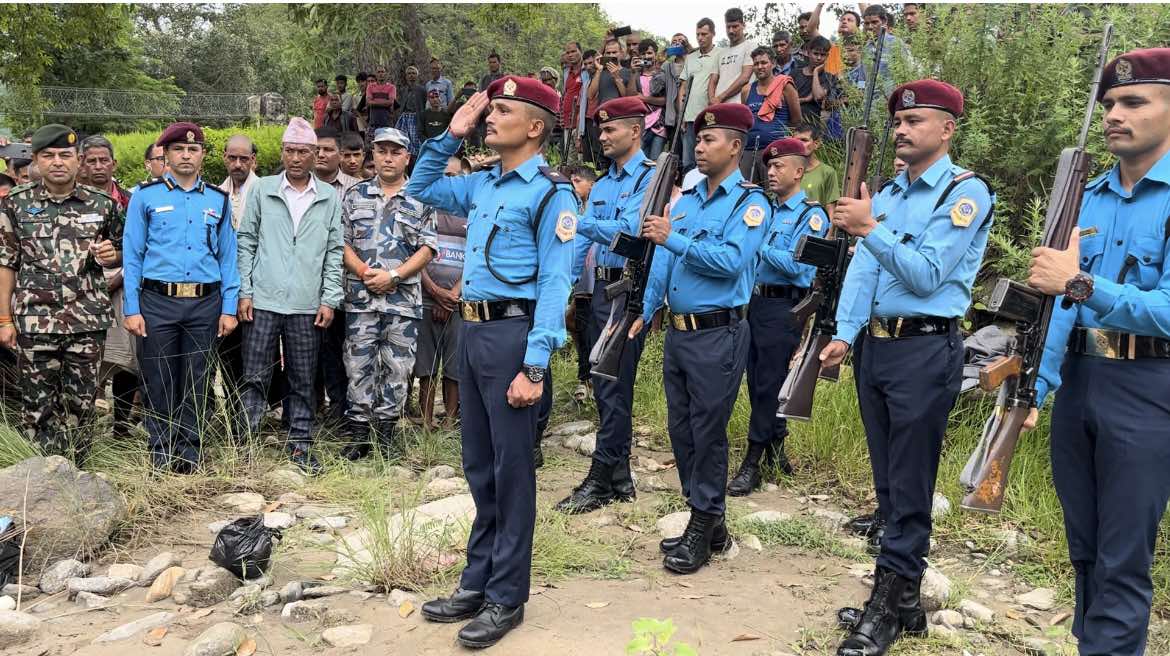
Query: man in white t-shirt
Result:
<box><xmin>708</xmin><ymin>8</ymin><xmax>757</xmax><ymax>104</ymax></box>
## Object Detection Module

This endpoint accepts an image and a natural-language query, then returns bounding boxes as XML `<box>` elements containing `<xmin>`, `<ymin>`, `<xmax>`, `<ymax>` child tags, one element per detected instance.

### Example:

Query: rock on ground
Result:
<box><xmin>292</xmin><ymin>504</ymin><xmax>345</xmax><ymax>519</ymax></box>
<box><xmin>279</xmin><ymin>581</ymin><xmax>303</xmax><ymax>603</ymax></box>
<box><xmin>38</xmin><ymin>558</ymin><xmax>89</xmax><ymax>594</ymax></box>
<box><xmin>281</xmin><ymin>600</ymin><xmax>326</xmax><ymax>622</ymax></box>
<box><xmin>931</xmin><ymin>493</ymin><xmax>953</xmax><ymax>519</ymax></box>
<box><xmin>139</xmin><ymin>552</ymin><xmax>183</xmax><ymax>586</ymax></box>
<box><xmin>0</xmin><ymin>456</ymin><xmax>127</xmax><ymax>573</ymax></box>
<box><xmin>334</xmin><ymin>494</ymin><xmax>476</xmax><ymax>576</ymax></box>
<box><xmin>931</xmin><ymin>609</ymin><xmax>964</xmax><ymax>629</ymax></box>
<box><xmin>174</xmin><ymin>567</ymin><xmax>241</xmax><ymax>608</ymax></box>
<box><xmin>810</xmin><ymin>508</ymin><xmax>850</xmax><ymax>531</ymax></box>
<box><xmin>423</xmin><ymin>464</ymin><xmax>458</xmax><ymax>481</ymax></box>
<box><xmin>920</xmin><ymin>567</ymin><xmax>952</xmax><ymax>612</ymax></box>
<box><xmin>742</xmin><ymin>510</ymin><xmax>792</xmax><ymax>524</ymax></box>
<box><xmin>66</xmin><ymin>576</ymin><xmax>136</xmax><ymax>597</ymax></box>
<box><xmin>424</xmin><ymin>477</ymin><xmax>470</xmax><ymax>499</ymax></box>
<box><xmin>0</xmin><ymin>609</ymin><xmax>41</xmax><ymax>646</ymax></box>
<box><xmin>264</xmin><ymin>468</ymin><xmax>308</xmax><ymax>490</ymax></box>
<box><xmin>215</xmin><ymin>492</ymin><xmax>266</xmax><ymax>514</ymax></box>
<box><xmin>321</xmin><ymin>623</ymin><xmax>374</xmax><ymax>647</ymax></box>
<box><xmin>92</xmin><ymin>611</ymin><xmax>174</xmax><ymax>643</ymax></box>
<box><xmin>263</xmin><ymin>511</ymin><xmax>296</xmax><ymax>529</ymax></box>
<box><xmin>183</xmin><ymin>621</ymin><xmax>247</xmax><ymax>656</ymax></box>
<box><xmin>74</xmin><ymin>591</ymin><xmax>109</xmax><ymax>609</ymax></box>
<box><xmin>546</xmin><ymin>420</ymin><xmax>594</xmax><ymax>438</ymax></box>
<box><xmin>655</xmin><ymin>511</ymin><xmax>690</xmax><ymax>538</ymax></box>
<box><xmin>389</xmin><ymin>589</ymin><xmax>419</xmax><ymax>607</ymax></box>
<box><xmin>301</xmin><ymin>584</ymin><xmax>348</xmax><ymax>599</ymax></box>
<box><xmin>0</xmin><ymin>596</ymin><xmax>14</xmax><ymax>610</ymax></box>
<box><xmin>309</xmin><ymin>516</ymin><xmax>347</xmax><ymax>531</ymax></box>
<box><xmin>106</xmin><ymin>563</ymin><xmax>143</xmax><ymax>581</ymax></box>
<box><xmin>1016</xmin><ymin>587</ymin><xmax>1056</xmax><ymax>611</ymax></box>
<box><xmin>2</xmin><ymin>583</ymin><xmax>38</xmax><ymax>598</ymax></box>
<box><xmin>959</xmin><ymin>598</ymin><xmax>995</xmax><ymax>623</ymax></box>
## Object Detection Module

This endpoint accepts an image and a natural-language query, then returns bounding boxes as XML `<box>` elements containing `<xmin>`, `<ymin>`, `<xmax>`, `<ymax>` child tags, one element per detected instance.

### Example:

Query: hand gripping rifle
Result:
<box><xmin>960</xmin><ymin>24</ymin><xmax>1113</xmax><ymax>514</ymax></box>
<box><xmin>776</xmin><ymin>28</ymin><xmax>888</xmax><ymax>421</ymax></box>
<box><xmin>589</xmin><ymin>76</ymin><xmax>692</xmax><ymax>380</ymax></box>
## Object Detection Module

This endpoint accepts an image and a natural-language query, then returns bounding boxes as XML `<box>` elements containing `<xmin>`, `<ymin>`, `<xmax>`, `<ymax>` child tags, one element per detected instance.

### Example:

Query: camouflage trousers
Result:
<box><xmin>344</xmin><ymin>312</ymin><xmax>419</xmax><ymax>423</ymax></box>
<box><xmin>16</xmin><ymin>331</ymin><xmax>104</xmax><ymax>455</ymax></box>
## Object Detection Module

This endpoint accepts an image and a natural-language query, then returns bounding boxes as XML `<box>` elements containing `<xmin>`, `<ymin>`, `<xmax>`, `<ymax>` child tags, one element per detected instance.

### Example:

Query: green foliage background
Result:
<box><xmin>106</xmin><ymin>124</ymin><xmax>287</xmax><ymax>188</ymax></box>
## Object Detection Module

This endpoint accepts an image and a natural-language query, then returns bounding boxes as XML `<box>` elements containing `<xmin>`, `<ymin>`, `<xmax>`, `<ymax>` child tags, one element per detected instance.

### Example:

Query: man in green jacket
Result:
<box><xmin>236</xmin><ymin>117</ymin><xmax>344</xmax><ymax>472</ymax></box>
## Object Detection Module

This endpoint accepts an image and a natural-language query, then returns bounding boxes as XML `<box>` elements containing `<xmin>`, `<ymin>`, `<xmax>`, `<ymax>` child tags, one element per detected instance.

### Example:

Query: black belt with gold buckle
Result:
<box><xmin>460</xmin><ymin>299</ymin><xmax>533</xmax><ymax>323</ymax></box>
<box><xmin>755</xmin><ymin>284</ymin><xmax>807</xmax><ymax>300</ymax></box>
<box><xmin>595</xmin><ymin>266</ymin><xmax>625</xmax><ymax>283</ymax></box>
<box><xmin>867</xmin><ymin>316</ymin><xmax>956</xmax><ymax>339</ymax></box>
<box><xmin>142</xmin><ymin>279</ymin><xmax>221</xmax><ymax>299</ymax></box>
<box><xmin>1068</xmin><ymin>327</ymin><xmax>1170</xmax><ymax>360</ymax></box>
<box><xmin>668</xmin><ymin>306</ymin><xmax>747</xmax><ymax>331</ymax></box>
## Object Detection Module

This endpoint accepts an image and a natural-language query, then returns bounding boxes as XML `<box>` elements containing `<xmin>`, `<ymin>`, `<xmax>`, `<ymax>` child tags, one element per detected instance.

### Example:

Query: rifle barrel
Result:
<box><xmin>1078</xmin><ymin>23</ymin><xmax>1113</xmax><ymax>149</ymax></box>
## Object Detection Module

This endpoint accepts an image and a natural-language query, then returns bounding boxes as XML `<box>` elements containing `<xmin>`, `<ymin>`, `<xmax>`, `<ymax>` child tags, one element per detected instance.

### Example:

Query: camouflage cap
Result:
<box><xmin>30</xmin><ymin>124</ymin><xmax>78</xmax><ymax>153</ymax></box>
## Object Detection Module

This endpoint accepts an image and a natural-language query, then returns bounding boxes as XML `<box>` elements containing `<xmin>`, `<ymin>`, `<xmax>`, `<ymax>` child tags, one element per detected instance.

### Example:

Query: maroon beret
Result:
<box><xmin>693</xmin><ymin>103</ymin><xmax>755</xmax><ymax>135</ymax></box>
<box><xmin>888</xmin><ymin>80</ymin><xmax>964</xmax><ymax>117</ymax></box>
<box><xmin>156</xmin><ymin>122</ymin><xmax>204</xmax><ymax>148</ymax></box>
<box><xmin>487</xmin><ymin>75</ymin><xmax>561</xmax><ymax>116</ymax></box>
<box><xmin>595</xmin><ymin>97</ymin><xmax>650</xmax><ymax>123</ymax></box>
<box><xmin>761</xmin><ymin>137</ymin><xmax>809</xmax><ymax>166</ymax></box>
<box><xmin>1099</xmin><ymin>48</ymin><xmax>1170</xmax><ymax>100</ymax></box>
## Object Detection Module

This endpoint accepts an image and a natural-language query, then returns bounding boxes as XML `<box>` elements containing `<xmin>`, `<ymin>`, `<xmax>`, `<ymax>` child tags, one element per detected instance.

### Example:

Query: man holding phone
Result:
<box><xmin>587</xmin><ymin>39</ymin><xmax>633</xmax><ymax>170</ymax></box>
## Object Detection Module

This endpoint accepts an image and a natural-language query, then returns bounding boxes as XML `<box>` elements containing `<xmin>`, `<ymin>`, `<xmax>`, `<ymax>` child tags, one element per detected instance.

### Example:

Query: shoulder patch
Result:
<box><xmin>203</xmin><ymin>182</ymin><xmax>228</xmax><ymax>197</ymax></box>
<box><xmin>809</xmin><ymin>213</ymin><xmax>825</xmax><ymax>232</ymax></box>
<box><xmin>951</xmin><ymin>197</ymin><xmax>979</xmax><ymax>228</ymax></box>
<box><xmin>555</xmin><ymin>210</ymin><xmax>577</xmax><ymax>242</ymax></box>
<box><xmin>641</xmin><ymin>159</ymin><xmax>656</xmax><ymax>167</ymax></box>
<box><xmin>79</xmin><ymin>183</ymin><xmax>113</xmax><ymax>200</ymax></box>
<box><xmin>538</xmin><ymin>165</ymin><xmax>571</xmax><ymax>185</ymax></box>
<box><xmin>738</xmin><ymin>181</ymin><xmax>761</xmax><ymax>189</ymax></box>
<box><xmin>743</xmin><ymin>204</ymin><xmax>766</xmax><ymax>227</ymax></box>
<box><xmin>8</xmin><ymin>182</ymin><xmax>37</xmax><ymax>196</ymax></box>
<box><xmin>137</xmin><ymin>178</ymin><xmax>168</xmax><ymax>191</ymax></box>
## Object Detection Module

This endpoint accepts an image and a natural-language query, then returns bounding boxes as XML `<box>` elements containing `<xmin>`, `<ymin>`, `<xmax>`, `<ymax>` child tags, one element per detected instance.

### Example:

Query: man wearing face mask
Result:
<box><xmin>235</xmin><ymin>117</ymin><xmax>344</xmax><ymax>473</ymax></box>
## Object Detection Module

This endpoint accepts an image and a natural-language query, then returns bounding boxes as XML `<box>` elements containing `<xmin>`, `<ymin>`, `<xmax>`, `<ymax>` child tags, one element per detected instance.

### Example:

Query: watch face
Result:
<box><xmin>1067</xmin><ymin>276</ymin><xmax>1091</xmax><ymax>301</ymax></box>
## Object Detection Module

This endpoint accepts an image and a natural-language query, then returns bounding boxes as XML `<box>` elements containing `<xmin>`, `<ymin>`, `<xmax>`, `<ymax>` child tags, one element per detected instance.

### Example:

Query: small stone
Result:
<box><xmin>348</xmin><ymin>591</ymin><xmax>375</xmax><ymax>601</ymax></box>
<box><xmin>423</xmin><ymin>464</ymin><xmax>458</xmax><ymax>480</ymax></box>
<box><xmin>1016</xmin><ymin>587</ymin><xmax>1056</xmax><ymax>611</ymax></box>
<box><xmin>304</xmin><ymin>533</ymin><xmax>335</xmax><ymax>546</ymax></box>
<box><xmin>74</xmin><ymin>591</ymin><xmax>109</xmax><ymax>609</ymax></box>
<box><xmin>920</xmin><ymin>567</ymin><xmax>952</xmax><ymax>612</ymax></box>
<box><xmin>964</xmin><ymin>540</ymin><xmax>977</xmax><ymax>552</ymax></box>
<box><xmin>655</xmin><ymin>511</ymin><xmax>691</xmax><ymax>538</ymax></box>
<box><xmin>546</xmin><ymin>420</ymin><xmax>594</xmax><ymax>437</ymax></box>
<box><xmin>279</xmin><ymin>581</ymin><xmax>303</xmax><ymax>603</ymax></box>
<box><xmin>249</xmin><ymin>574</ymin><xmax>272</xmax><ymax>589</ymax></box>
<box><xmin>207</xmin><ymin>520</ymin><xmax>230</xmax><ymax>535</ymax></box>
<box><xmin>931</xmin><ymin>623</ymin><xmax>959</xmax><ymax>638</ymax></box>
<box><xmin>280</xmin><ymin>600</ymin><xmax>325</xmax><ymax>622</ymax></box>
<box><xmin>182</xmin><ymin>621</ymin><xmax>247</xmax><ymax>656</ymax></box>
<box><xmin>216</xmin><ymin>492</ymin><xmax>266</xmax><ymax>514</ymax></box>
<box><xmin>589</xmin><ymin>512</ymin><xmax>617</xmax><ymax>528</ymax></box>
<box><xmin>637</xmin><ymin>475</ymin><xmax>673</xmax><ymax>492</ymax></box>
<box><xmin>184</xmin><ymin>567</ymin><xmax>242</xmax><ymax>608</ymax></box>
<box><xmin>931</xmin><ymin>609</ymin><xmax>964</xmax><ymax>629</ymax></box>
<box><xmin>0</xmin><ymin>610</ymin><xmax>41</xmax><ymax>646</ymax></box>
<box><xmin>741</xmin><ymin>534</ymin><xmax>763</xmax><ymax>552</ymax></box>
<box><xmin>424</xmin><ymin>476</ymin><xmax>469</xmax><ymax>499</ymax></box>
<box><xmin>714</xmin><ymin>540</ymin><xmax>740</xmax><ymax>560</ymax></box>
<box><xmin>959</xmin><ymin>599</ymin><xmax>995</xmax><ymax>623</ymax></box>
<box><xmin>139</xmin><ymin>552</ymin><xmax>182</xmax><ymax>586</ymax></box>
<box><xmin>810</xmin><ymin>508</ymin><xmax>850</xmax><ymax>530</ymax></box>
<box><xmin>847</xmin><ymin>563</ymin><xmax>875</xmax><ymax>579</ymax></box>
<box><xmin>38</xmin><ymin>558</ymin><xmax>89</xmax><ymax>594</ymax></box>
<box><xmin>385</xmin><ymin>465</ymin><xmax>416</xmax><ymax>480</ymax></box>
<box><xmin>742</xmin><ymin>510</ymin><xmax>792</xmax><ymax>524</ymax></box>
<box><xmin>229</xmin><ymin>584</ymin><xmax>262</xmax><ymax>601</ymax></box>
<box><xmin>264</xmin><ymin>468</ymin><xmax>308</xmax><ymax>490</ymax></box>
<box><xmin>993</xmin><ymin>528</ymin><xmax>1031</xmax><ymax>556</ymax></box>
<box><xmin>260</xmin><ymin>591</ymin><xmax>281</xmax><ymax>607</ymax></box>
<box><xmin>572</xmin><ymin>433</ymin><xmax>597</xmax><ymax>456</ymax></box>
<box><xmin>389</xmin><ymin>589</ymin><xmax>419</xmax><ymax>608</ymax></box>
<box><xmin>276</xmin><ymin>492</ymin><xmax>308</xmax><ymax>506</ymax></box>
<box><xmin>807</xmin><ymin>494</ymin><xmax>829</xmax><ymax>502</ymax></box>
<box><xmin>263</xmin><ymin>511</ymin><xmax>296</xmax><ymax>529</ymax></box>
<box><xmin>292</xmin><ymin>504</ymin><xmax>343</xmax><ymax>519</ymax></box>
<box><xmin>181</xmin><ymin>567</ymin><xmax>202</xmax><ymax>583</ymax></box>
<box><xmin>66</xmin><ymin>576</ymin><xmax>136</xmax><ymax>597</ymax></box>
<box><xmin>931</xmin><ymin>493</ymin><xmax>952</xmax><ymax>519</ymax></box>
<box><xmin>1</xmin><ymin>584</ymin><xmax>38</xmax><ymax>599</ymax></box>
<box><xmin>0</xmin><ymin>596</ymin><xmax>14</xmax><ymax>611</ymax></box>
<box><xmin>107</xmin><ymin>564</ymin><xmax>144</xmax><ymax>581</ymax></box>
<box><xmin>309</xmin><ymin>516</ymin><xmax>347</xmax><ymax>531</ymax></box>
<box><xmin>301</xmin><ymin>584</ymin><xmax>348</xmax><ymax>599</ymax></box>
<box><xmin>321</xmin><ymin>623</ymin><xmax>373</xmax><ymax>647</ymax></box>
<box><xmin>1023</xmin><ymin>637</ymin><xmax>1057</xmax><ymax>656</ymax></box>
<box><xmin>92</xmin><ymin>611</ymin><xmax>175</xmax><ymax>643</ymax></box>
<box><xmin>763</xmin><ymin>483</ymin><xmax>780</xmax><ymax>492</ymax></box>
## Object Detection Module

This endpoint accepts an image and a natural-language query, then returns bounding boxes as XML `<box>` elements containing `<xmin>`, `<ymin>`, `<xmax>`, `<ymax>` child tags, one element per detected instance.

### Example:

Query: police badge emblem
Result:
<box><xmin>902</xmin><ymin>89</ymin><xmax>916</xmax><ymax>108</ymax></box>
<box><xmin>598</xmin><ymin>110</ymin><xmax>609</xmax><ymax>121</ymax></box>
<box><xmin>809</xmin><ymin>213</ymin><xmax>824</xmax><ymax>232</ymax></box>
<box><xmin>704</xmin><ymin>112</ymin><xmax>716</xmax><ymax>126</ymax></box>
<box><xmin>951</xmin><ymin>197</ymin><xmax>978</xmax><ymax>227</ymax></box>
<box><xmin>556</xmin><ymin>210</ymin><xmax>577</xmax><ymax>242</ymax></box>
<box><xmin>503</xmin><ymin>79</ymin><xmax>518</xmax><ymax>96</ymax></box>
<box><xmin>186</xmin><ymin>130</ymin><xmax>195</xmax><ymax>142</ymax></box>
<box><xmin>1116</xmin><ymin>58</ymin><xmax>1133</xmax><ymax>82</ymax></box>
<box><xmin>743</xmin><ymin>204</ymin><xmax>764</xmax><ymax>227</ymax></box>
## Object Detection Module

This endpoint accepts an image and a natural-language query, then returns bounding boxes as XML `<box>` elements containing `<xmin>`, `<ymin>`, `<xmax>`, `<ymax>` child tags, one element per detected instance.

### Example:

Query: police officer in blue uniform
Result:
<box><xmin>729</xmin><ymin>137</ymin><xmax>828</xmax><ymax>497</ymax></box>
<box><xmin>820</xmin><ymin>81</ymin><xmax>994</xmax><ymax>656</ymax></box>
<box><xmin>632</xmin><ymin>103</ymin><xmax>769</xmax><ymax>574</ymax></box>
<box><xmin>556</xmin><ymin>96</ymin><xmax>655</xmax><ymax>514</ymax></box>
<box><xmin>406</xmin><ymin>76</ymin><xmax>576</xmax><ymax>649</ymax></box>
<box><xmin>1026</xmin><ymin>48</ymin><xmax>1170</xmax><ymax>656</ymax></box>
<box><xmin>123</xmin><ymin>122</ymin><xmax>240</xmax><ymax>473</ymax></box>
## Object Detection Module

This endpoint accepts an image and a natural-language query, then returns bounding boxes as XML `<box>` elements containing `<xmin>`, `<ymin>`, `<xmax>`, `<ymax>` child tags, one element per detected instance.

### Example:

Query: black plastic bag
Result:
<box><xmin>209</xmin><ymin>516</ymin><xmax>281</xmax><ymax>580</ymax></box>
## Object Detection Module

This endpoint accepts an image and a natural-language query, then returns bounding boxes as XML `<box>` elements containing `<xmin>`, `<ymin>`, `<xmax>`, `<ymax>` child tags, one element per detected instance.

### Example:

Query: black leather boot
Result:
<box><xmin>847</xmin><ymin>508</ymin><xmax>884</xmax><ymax>538</ymax></box>
<box><xmin>836</xmin><ymin>568</ymin><xmax>909</xmax><ymax>656</ymax></box>
<box><xmin>897</xmin><ymin>573</ymin><xmax>928</xmax><ymax>637</ymax></box>
<box><xmin>421</xmin><ymin>587</ymin><xmax>485</xmax><ymax>623</ymax></box>
<box><xmin>663</xmin><ymin>509</ymin><xmax>720</xmax><ymax>574</ymax></box>
<box><xmin>611</xmin><ymin>457</ymin><xmax>636</xmax><ymax>501</ymax></box>
<box><xmin>866</xmin><ymin>523</ymin><xmax>886</xmax><ymax>556</ymax></box>
<box><xmin>727</xmin><ymin>442</ymin><xmax>766</xmax><ymax>496</ymax></box>
<box><xmin>764</xmin><ymin>435</ymin><xmax>794</xmax><ymax>476</ymax></box>
<box><xmin>457</xmin><ymin>602</ymin><xmax>525</xmax><ymax>648</ymax></box>
<box><xmin>659</xmin><ymin>515</ymin><xmax>731</xmax><ymax>554</ymax></box>
<box><xmin>287</xmin><ymin>441</ymin><xmax>322</xmax><ymax>474</ymax></box>
<box><xmin>376</xmin><ymin>419</ymin><xmax>400</xmax><ymax>458</ymax></box>
<box><xmin>340</xmin><ymin>419</ymin><xmax>372</xmax><ymax>461</ymax></box>
<box><xmin>554</xmin><ymin>458</ymin><xmax>616</xmax><ymax>514</ymax></box>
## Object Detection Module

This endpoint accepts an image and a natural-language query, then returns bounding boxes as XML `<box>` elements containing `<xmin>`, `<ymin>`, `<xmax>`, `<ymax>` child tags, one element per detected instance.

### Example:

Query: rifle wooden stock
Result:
<box><xmin>588</xmin><ymin>306</ymin><xmax>637</xmax><ymax>382</ymax></box>
<box><xmin>978</xmin><ymin>355</ymin><xmax>1022</xmax><ymax>392</ymax></box>
<box><xmin>777</xmin><ymin>332</ymin><xmax>832</xmax><ymax>421</ymax></box>
<box><xmin>961</xmin><ymin>405</ymin><xmax>1029</xmax><ymax>513</ymax></box>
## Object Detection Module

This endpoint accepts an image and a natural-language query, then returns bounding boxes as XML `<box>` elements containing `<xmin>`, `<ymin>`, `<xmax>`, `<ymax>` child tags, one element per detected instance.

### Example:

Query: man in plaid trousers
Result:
<box><xmin>236</xmin><ymin>117</ymin><xmax>344</xmax><ymax>472</ymax></box>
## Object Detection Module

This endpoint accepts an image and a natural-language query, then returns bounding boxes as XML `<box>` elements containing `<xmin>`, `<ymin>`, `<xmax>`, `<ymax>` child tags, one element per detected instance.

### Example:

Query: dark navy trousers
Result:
<box><xmin>663</xmin><ymin>318</ymin><xmax>750</xmax><ymax>515</ymax></box>
<box><xmin>588</xmin><ymin>289</ymin><xmax>646</xmax><ymax>466</ymax></box>
<box><xmin>853</xmin><ymin>327</ymin><xmax>962</xmax><ymax>580</ymax></box>
<box><xmin>137</xmin><ymin>290</ymin><xmax>221</xmax><ymax>465</ymax></box>
<box><xmin>1051</xmin><ymin>355</ymin><xmax>1170</xmax><ymax>656</ymax></box>
<box><xmin>457</xmin><ymin>316</ymin><xmax>538</xmax><ymax>607</ymax></box>
<box><xmin>746</xmin><ymin>294</ymin><xmax>802</xmax><ymax>445</ymax></box>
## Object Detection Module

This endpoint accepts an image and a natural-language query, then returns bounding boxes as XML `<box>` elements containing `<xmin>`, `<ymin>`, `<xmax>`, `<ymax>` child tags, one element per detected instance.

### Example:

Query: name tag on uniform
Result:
<box><xmin>77</xmin><ymin>213</ymin><xmax>103</xmax><ymax>223</ymax></box>
<box><xmin>154</xmin><ymin>205</ymin><xmax>174</xmax><ymax>213</ymax></box>
<box><xmin>203</xmin><ymin>209</ymin><xmax>221</xmax><ymax>225</ymax></box>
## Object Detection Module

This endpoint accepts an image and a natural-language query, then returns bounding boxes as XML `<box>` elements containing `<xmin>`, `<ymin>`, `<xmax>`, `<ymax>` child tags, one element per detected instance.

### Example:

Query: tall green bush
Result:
<box><xmin>106</xmin><ymin>124</ymin><xmax>288</xmax><ymax>189</ymax></box>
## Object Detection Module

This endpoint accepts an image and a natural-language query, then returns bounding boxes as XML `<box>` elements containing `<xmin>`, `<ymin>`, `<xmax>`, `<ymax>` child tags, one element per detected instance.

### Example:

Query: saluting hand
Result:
<box><xmin>832</xmin><ymin>182</ymin><xmax>877</xmax><ymax>237</ymax></box>
<box><xmin>448</xmin><ymin>91</ymin><xmax>491</xmax><ymax>139</ymax></box>
<box><xmin>1028</xmin><ymin>229</ymin><xmax>1080</xmax><ymax>296</ymax></box>
<box><xmin>819</xmin><ymin>339</ymin><xmax>850</xmax><ymax>369</ymax></box>
<box><xmin>641</xmin><ymin>214</ymin><xmax>672</xmax><ymax>245</ymax></box>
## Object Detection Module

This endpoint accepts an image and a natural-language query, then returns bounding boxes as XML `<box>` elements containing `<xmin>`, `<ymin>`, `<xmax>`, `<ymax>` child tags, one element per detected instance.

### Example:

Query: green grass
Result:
<box><xmin>736</xmin><ymin>516</ymin><xmax>867</xmax><ymax>562</ymax></box>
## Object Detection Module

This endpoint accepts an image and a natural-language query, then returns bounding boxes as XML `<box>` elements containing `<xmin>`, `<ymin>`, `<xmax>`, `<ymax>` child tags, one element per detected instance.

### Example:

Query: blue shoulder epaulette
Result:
<box><xmin>538</xmin><ymin>165</ymin><xmax>572</xmax><ymax>185</ymax></box>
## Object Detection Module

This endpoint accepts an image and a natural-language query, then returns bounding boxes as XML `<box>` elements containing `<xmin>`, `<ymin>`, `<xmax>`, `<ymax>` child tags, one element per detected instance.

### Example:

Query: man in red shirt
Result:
<box><xmin>365</xmin><ymin>66</ymin><xmax>398</xmax><ymax>137</ymax></box>
<box><xmin>561</xmin><ymin>42</ymin><xmax>583</xmax><ymax>137</ymax></box>
<box><xmin>312</xmin><ymin>78</ymin><xmax>329</xmax><ymax>128</ymax></box>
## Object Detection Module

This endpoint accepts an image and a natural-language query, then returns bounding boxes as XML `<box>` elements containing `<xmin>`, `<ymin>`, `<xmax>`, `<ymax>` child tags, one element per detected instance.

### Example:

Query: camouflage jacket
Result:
<box><xmin>341</xmin><ymin>179</ymin><xmax>438</xmax><ymax>318</ymax></box>
<box><xmin>0</xmin><ymin>182</ymin><xmax>125</xmax><ymax>334</ymax></box>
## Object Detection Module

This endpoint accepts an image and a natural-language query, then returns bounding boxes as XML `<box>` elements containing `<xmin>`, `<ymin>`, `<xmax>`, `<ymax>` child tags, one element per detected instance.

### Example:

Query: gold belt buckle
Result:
<box><xmin>173</xmin><ymin>282</ymin><xmax>199</xmax><ymax>298</ymax></box>
<box><xmin>461</xmin><ymin>302</ymin><xmax>480</xmax><ymax>322</ymax></box>
<box><xmin>1086</xmin><ymin>328</ymin><xmax>1121</xmax><ymax>359</ymax></box>
<box><xmin>670</xmin><ymin>313</ymin><xmax>685</xmax><ymax>331</ymax></box>
<box><xmin>869</xmin><ymin>318</ymin><xmax>890</xmax><ymax>338</ymax></box>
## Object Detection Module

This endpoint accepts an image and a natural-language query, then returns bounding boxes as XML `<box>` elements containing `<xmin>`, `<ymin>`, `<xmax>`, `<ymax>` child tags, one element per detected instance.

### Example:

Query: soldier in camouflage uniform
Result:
<box><xmin>340</xmin><ymin>128</ymin><xmax>437</xmax><ymax>460</ymax></box>
<box><xmin>0</xmin><ymin>124</ymin><xmax>124</xmax><ymax>457</ymax></box>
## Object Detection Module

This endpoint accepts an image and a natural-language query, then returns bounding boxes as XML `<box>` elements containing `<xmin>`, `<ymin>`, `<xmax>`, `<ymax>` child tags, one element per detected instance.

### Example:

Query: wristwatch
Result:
<box><xmin>1064</xmin><ymin>273</ymin><xmax>1094</xmax><ymax>304</ymax></box>
<box><xmin>522</xmin><ymin>364</ymin><xmax>547</xmax><ymax>383</ymax></box>
<box><xmin>389</xmin><ymin>268</ymin><xmax>402</xmax><ymax>286</ymax></box>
